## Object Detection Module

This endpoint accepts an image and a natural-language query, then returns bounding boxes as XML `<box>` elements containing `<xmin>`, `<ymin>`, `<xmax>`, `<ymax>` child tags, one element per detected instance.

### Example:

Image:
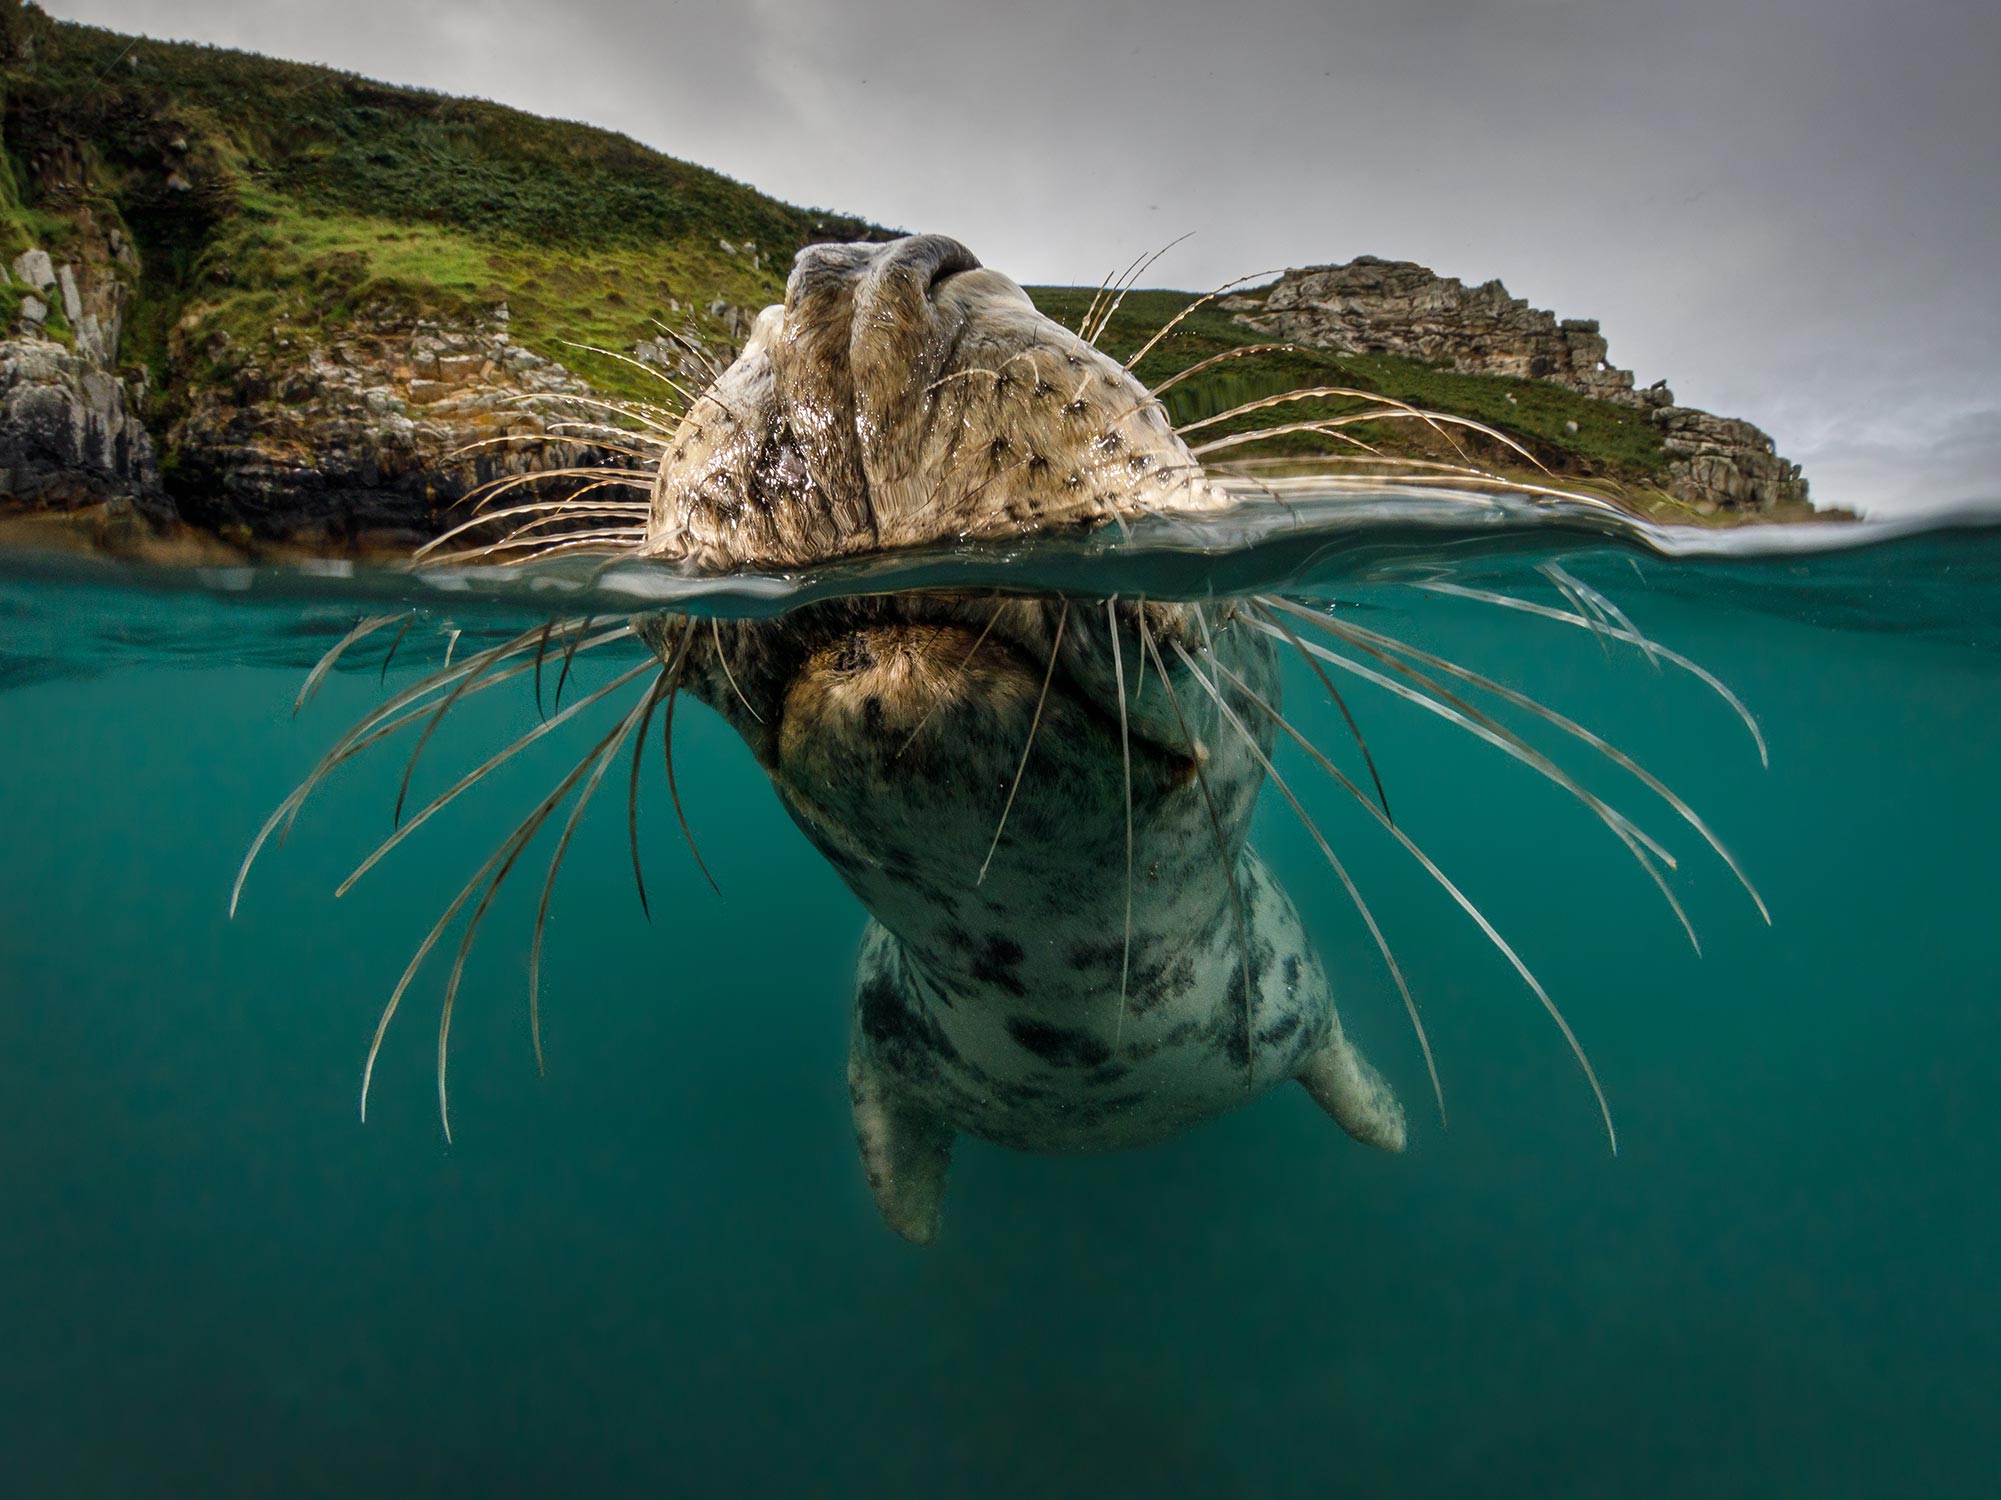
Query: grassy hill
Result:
<box><xmin>0</xmin><ymin>2</ymin><xmax>1806</xmax><ymax>545</ymax></box>
<box><xmin>0</xmin><ymin>2</ymin><xmax>886</xmax><ymax>411</ymax></box>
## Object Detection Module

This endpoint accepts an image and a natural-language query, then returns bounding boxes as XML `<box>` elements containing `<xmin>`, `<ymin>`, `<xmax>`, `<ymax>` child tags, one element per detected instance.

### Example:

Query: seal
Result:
<box><xmin>628</xmin><ymin>236</ymin><xmax>1414</xmax><ymax>1240</ymax></box>
<box><xmin>248</xmin><ymin>234</ymin><xmax>1768</xmax><ymax>1243</ymax></box>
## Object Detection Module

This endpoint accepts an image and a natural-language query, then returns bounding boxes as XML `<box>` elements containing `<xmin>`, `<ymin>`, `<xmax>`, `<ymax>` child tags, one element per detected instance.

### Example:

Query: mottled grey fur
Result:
<box><xmin>635</xmin><ymin>237</ymin><xmax>1403</xmax><ymax>1242</ymax></box>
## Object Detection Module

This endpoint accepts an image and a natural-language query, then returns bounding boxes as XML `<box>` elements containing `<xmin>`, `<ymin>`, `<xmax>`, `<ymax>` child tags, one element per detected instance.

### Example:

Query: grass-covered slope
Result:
<box><xmin>1025</xmin><ymin>286</ymin><xmax>1676</xmax><ymax>503</ymax></box>
<box><xmin>0</xmin><ymin>2</ymin><xmax>887</xmax><ymax>410</ymax></box>
<box><xmin>0</xmin><ymin>2</ymin><xmax>1811</xmax><ymax>541</ymax></box>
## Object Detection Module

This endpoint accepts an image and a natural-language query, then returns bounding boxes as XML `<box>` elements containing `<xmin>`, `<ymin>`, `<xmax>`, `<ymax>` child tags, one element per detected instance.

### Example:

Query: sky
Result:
<box><xmin>45</xmin><ymin>0</ymin><xmax>2001</xmax><ymax>516</ymax></box>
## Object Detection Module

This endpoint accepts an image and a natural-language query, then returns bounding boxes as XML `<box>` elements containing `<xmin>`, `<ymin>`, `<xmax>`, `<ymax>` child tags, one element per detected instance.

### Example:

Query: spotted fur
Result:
<box><xmin>632</xmin><ymin>237</ymin><xmax>1406</xmax><ymax>1243</ymax></box>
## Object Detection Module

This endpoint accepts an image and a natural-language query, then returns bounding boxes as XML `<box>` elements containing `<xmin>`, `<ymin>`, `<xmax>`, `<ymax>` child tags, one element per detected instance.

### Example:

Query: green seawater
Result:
<box><xmin>1</xmin><ymin>506</ymin><xmax>1997</xmax><ymax>1497</ymax></box>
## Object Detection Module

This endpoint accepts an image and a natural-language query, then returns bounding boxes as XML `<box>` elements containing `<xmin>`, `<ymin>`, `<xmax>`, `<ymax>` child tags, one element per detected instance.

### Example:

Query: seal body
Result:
<box><xmin>634</xmin><ymin>236</ymin><xmax>1406</xmax><ymax>1241</ymax></box>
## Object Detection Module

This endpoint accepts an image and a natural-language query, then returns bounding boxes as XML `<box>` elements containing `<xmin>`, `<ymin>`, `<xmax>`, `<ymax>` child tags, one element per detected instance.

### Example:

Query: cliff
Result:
<box><xmin>1225</xmin><ymin>258</ymin><xmax>1809</xmax><ymax>515</ymax></box>
<box><xmin>0</xmin><ymin>2</ymin><xmax>885</xmax><ymax>553</ymax></box>
<box><xmin>0</xmin><ymin>5</ymin><xmax>1819</xmax><ymax>554</ymax></box>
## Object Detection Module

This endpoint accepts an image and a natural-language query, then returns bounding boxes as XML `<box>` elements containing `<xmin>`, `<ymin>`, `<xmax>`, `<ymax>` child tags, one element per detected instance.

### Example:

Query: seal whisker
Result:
<box><xmin>1077</xmin><ymin>249</ymin><xmax>1147</xmax><ymax>344</ymax></box>
<box><xmin>979</xmin><ymin>600</ymin><xmax>1069</xmax><ymax>884</ymax></box>
<box><xmin>711</xmin><ymin>619</ymin><xmax>763</xmax><ymax>724</ymax></box>
<box><xmin>395</xmin><ymin>622</ymin><xmax>550</xmax><ymax>828</ymax></box>
<box><xmin>1121</xmin><ymin>269</ymin><xmax>1284</xmax><ymax>373</ymax></box>
<box><xmin>1147</xmin><ymin>342</ymin><xmax>1308</xmax><ymax>398</ymax></box>
<box><xmin>379</xmin><ymin>614</ymin><xmax>416</xmax><ymax>686</ymax></box>
<box><xmin>658</xmin><ymin>618</ymin><xmax>721</xmax><ymax>895</ymax></box>
<box><xmin>1178</xmin><ymin>384</ymin><xmax>1523</xmax><ymax>472</ymax></box>
<box><xmin>445</xmin><ymin>433</ymin><xmax>665</xmax><ymax>468</ymax></box>
<box><xmin>1138</xmin><ymin>613</ymin><xmax>1256</xmax><ymax>1091</ymax></box>
<box><xmin>1220</xmin><ymin>651</ymin><xmax>1616</xmax><ymax>1152</ymax></box>
<box><xmin>1255</xmin><ymin>599</ymin><xmax>1682</xmax><ymax>875</ymax></box>
<box><xmin>1253</xmin><ymin>600</ymin><xmax>1392</xmax><ymax>823</ymax></box>
<box><xmin>531</xmin><ymin>619</ymin><xmax>558</xmax><ymax>721</ymax></box>
<box><xmin>525</xmin><ymin>668</ymin><xmax>669</xmax><ymax>1079</ymax></box>
<box><xmin>553</xmin><ymin>616</ymin><xmax>596</xmax><ymax>713</ymax></box>
<box><xmin>294</xmin><ymin>612</ymin><xmax>409</xmax><ymax>716</ymax></box>
<box><xmin>1537</xmin><ymin>562</ymin><xmax>1615</xmax><ymax>660</ymax></box>
<box><xmin>1416</xmin><ymin>582</ymin><xmax>1768</xmax><ymax>767</ymax></box>
<box><xmin>440</xmin><ymin>535</ymin><xmax>645</xmax><ymax>569</ymax></box>
<box><xmin>1106</xmin><ymin>600</ymin><xmax>1135</xmax><ymax>1042</ymax></box>
<box><xmin>336</xmin><ymin>661</ymin><xmax>656</xmax><ymax>900</ymax></box>
<box><xmin>648</xmin><ymin>319</ymin><xmax>728</xmax><ymax>385</ymax></box>
<box><xmin>321</xmin><ymin>619</ymin><xmax>602</xmax><ymax>772</ymax></box>
<box><xmin>624</xmin><ymin>667</ymin><xmax>673</xmax><ymax>924</ymax></box>
<box><xmin>1086</xmin><ymin>232</ymin><xmax>1194</xmax><ymax>346</ymax></box>
<box><xmin>359</xmin><ymin>704</ymin><xmax>638</xmax><ymax>1136</ymax></box>
<box><xmin>446</xmin><ymin>464</ymin><xmax>651</xmax><ymax>521</ymax></box>
<box><xmin>418</xmin><ymin>497</ymin><xmax>651</xmax><ymax>561</ymax></box>
<box><xmin>1251</xmin><ymin>607</ymin><xmax>1702</xmax><ymax>952</ymax></box>
<box><xmin>1543</xmin><ymin>562</ymin><xmax>1663</xmax><ymax>673</ymax></box>
<box><xmin>233</xmin><ymin>622</ymin><xmax>609</xmax><ymax>916</ymax></box>
<box><xmin>420</xmin><ymin>523</ymin><xmax>650</xmax><ymax>569</ymax></box>
<box><xmin>553</xmin><ymin>337</ymin><xmax>701</xmax><ymax>413</ymax></box>
<box><xmin>1179</xmin><ymin>643</ymin><xmax>1446</xmax><ymax>1124</ymax></box>
<box><xmin>1306</xmin><ymin>607</ymin><xmax>1768</xmax><ymax>925</ymax></box>
<box><xmin>508</xmin><ymin>391</ymin><xmax>684</xmax><ymax>438</ymax></box>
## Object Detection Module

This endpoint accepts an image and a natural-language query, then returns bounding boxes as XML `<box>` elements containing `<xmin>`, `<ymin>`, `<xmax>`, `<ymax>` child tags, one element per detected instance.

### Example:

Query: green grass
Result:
<box><xmin>0</xmin><ymin>2</ymin><xmax>887</xmax><ymax>413</ymax></box>
<box><xmin>1026</xmin><ymin>286</ymin><xmax>1669</xmax><ymax>486</ymax></box>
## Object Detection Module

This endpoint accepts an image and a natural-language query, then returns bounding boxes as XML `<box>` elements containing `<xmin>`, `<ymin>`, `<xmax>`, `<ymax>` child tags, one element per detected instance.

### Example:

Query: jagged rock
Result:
<box><xmin>165</xmin><ymin>305</ymin><xmax>645</xmax><ymax>546</ymax></box>
<box><xmin>1653</xmin><ymin>406</ymin><xmax>1808</xmax><ymax>512</ymax></box>
<box><xmin>19</xmin><ymin>295</ymin><xmax>45</xmax><ymax>329</ymax></box>
<box><xmin>0</xmin><ymin>337</ymin><xmax>162</xmax><ymax>513</ymax></box>
<box><xmin>1229</xmin><ymin>257</ymin><xmax>1641</xmax><ymax>404</ymax></box>
<box><xmin>10</xmin><ymin>248</ymin><xmax>53</xmax><ymax>290</ymax></box>
<box><xmin>1228</xmin><ymin>256</ymin><xmax>1810</xmax><ymax>512</ymax></box>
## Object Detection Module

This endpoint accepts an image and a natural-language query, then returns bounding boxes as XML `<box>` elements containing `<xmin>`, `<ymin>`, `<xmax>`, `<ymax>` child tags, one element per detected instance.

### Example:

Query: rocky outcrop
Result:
<box><xmin>1232</xmin><ymin>257</ymin><xmax>1643</xmax><ymax>404</ymax></box>
<box><xmin>1228</xmin><ymin>257</ymin><xmax>1809</xmax><ymax>512</ymax></box>
<box><xmin>164</xmin><ymin>303</ymin><xmax>649</xmax><ymax>548</ymax></box>
<box><xmin>0</xmin><ymin>240</ymin><xmax>164</xmax><ymax>517</ymax></box>
<box><xmin>1653</xmin><ymin>406</ymin><xmax>1807</xmax><ymax>514</ymax></box>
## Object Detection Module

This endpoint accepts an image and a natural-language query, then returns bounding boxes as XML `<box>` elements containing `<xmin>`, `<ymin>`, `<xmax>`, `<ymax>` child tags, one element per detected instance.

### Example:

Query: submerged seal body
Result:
<box><xmin>631</xmin><ymin>236</ymin><xmax>1404</xmax><ymax>1241</ymax></box>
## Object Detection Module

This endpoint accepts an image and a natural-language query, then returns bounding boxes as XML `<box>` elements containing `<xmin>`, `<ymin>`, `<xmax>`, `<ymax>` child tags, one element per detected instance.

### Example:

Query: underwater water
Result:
<box><xmin>2</xmin><ymin>503</ymin><xmax>1997</xmax><ymax>1497</ymax></box>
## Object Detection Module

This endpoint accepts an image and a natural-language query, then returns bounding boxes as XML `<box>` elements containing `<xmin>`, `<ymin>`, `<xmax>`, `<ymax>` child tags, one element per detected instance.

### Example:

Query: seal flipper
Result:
<box><xmin>848</xmin><ymin>1048</ymin><xmax>955</xmax><ymax>1244</ymax></box>
<box><xmin>1298</xmin><ymin>1027</ymin><xmax>1407</xmax><ymax>1154</ymax></box>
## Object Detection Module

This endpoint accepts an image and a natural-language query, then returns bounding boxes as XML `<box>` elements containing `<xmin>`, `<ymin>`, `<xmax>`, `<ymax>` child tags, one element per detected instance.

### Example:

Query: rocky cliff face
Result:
<box><xmin>0</xmin><ymin>237</ymin><xmax>164</xmax><ymax>523</ymax></box>
<box><xmin>1228</xmin><ymin>257</ymin><xmax>1809</xmax><ymax>514</ymax></box>
<box><xmin>165</xmin><ymin>304</ymin><xmax>646</xmax><ymax>549</ymax></box>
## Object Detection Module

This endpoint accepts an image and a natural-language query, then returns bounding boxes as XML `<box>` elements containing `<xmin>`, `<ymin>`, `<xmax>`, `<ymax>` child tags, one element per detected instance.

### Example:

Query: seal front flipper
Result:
<box><xmin>1298</xmin><ymin>1024</ymin><xmax>1407</xmax><ymax>1154</ymax></box>
<box><xmin>848</xmin><ymin>1047</ymin><xmax>954</xmax><ymax>1244</ymax></box>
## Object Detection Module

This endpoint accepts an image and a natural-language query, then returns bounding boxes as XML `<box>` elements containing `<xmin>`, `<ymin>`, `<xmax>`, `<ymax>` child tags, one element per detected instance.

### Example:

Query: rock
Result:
<box><xmin>10</xmin><ymin>248</ymin><xmax>53</xmax><ymax>290</ymax></box>
<box><xmin>163</xmin><ymin>304</ymin><xmax>647</xmax><ymax>543</ymax></box>
<box><xmin>56</xmin><ymin>264</ymin><xmax>81</xmax><ymax>323</ymax></box>
<box><xmin>19</xmin><ymin>295</ymin><xmax>46</xmax><ymax>328</ymax></box>
<box><xmin>0</xmin><ymin>336</ymin><xmax>163</xmax><ymax>513</ymax></box>
<box><xmin>1228</xmin><ymin>255</ymin><xmax>1809</xmax><ymax>512</ymax></box>
<box><xmin>1228</xmin><ymin>257</ymin><xmax>1642</xmax><ymax>404</ymax></box>
<box><xmin>1652</xmin><ymin>406</ymin><xmax>1808</xmax><ymax>512</ymax></box>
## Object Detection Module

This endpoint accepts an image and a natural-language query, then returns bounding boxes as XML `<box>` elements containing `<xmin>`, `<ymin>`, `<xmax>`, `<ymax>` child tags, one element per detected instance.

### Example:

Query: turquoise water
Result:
<box><xmin>2</xmin><ymin>509</ymin><xmax>1997</xmax><ymax>1496</ymax></box>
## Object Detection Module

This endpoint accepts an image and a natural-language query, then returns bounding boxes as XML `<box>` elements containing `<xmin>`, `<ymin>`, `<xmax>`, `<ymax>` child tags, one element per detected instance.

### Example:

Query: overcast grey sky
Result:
<box><xmin>47</xmin><ymin>0</ymin><xmax>2001</xmax><ymax>515</ymax></box>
